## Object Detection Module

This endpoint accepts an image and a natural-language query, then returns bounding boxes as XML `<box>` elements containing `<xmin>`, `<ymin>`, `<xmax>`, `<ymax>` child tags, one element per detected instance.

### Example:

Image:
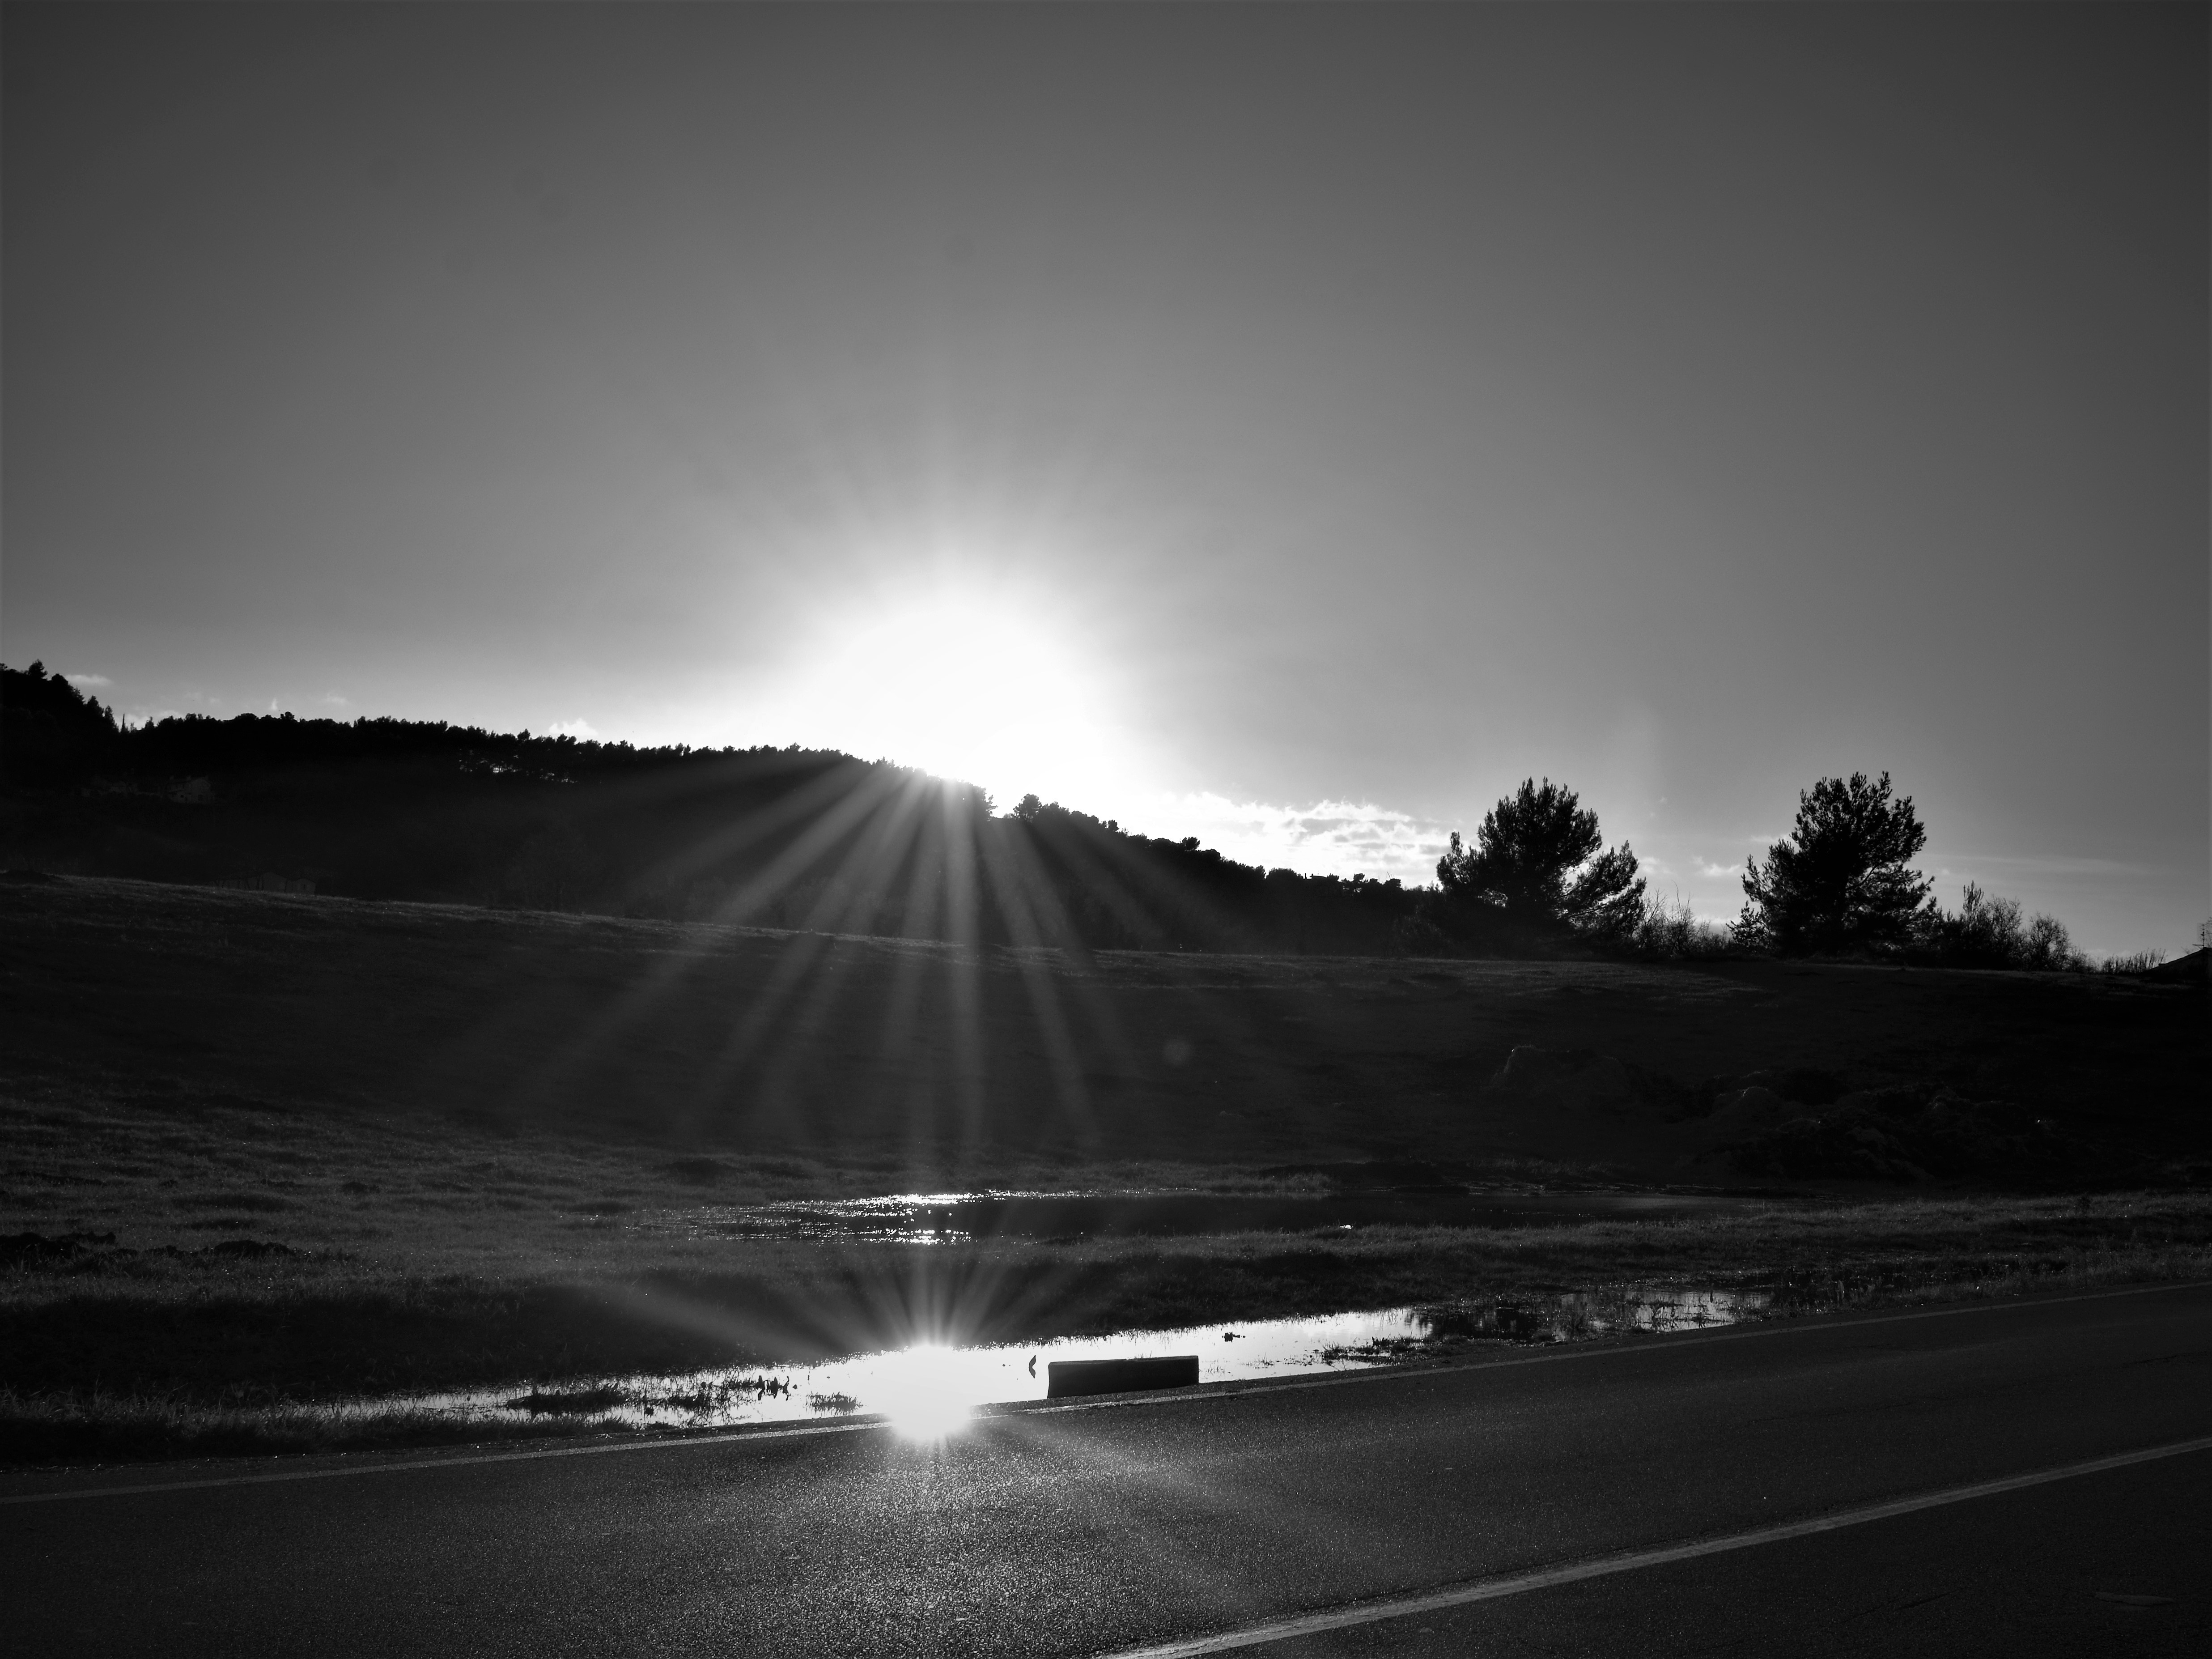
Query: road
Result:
<box><xmin>7</xmin><ymin>1283</ymin><xmax>2208</xmax><ymax>1657</ymax></box>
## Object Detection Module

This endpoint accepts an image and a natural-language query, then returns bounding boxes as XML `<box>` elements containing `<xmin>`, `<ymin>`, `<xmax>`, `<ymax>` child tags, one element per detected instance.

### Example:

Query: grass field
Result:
<box><xmin>4</xmin><ymin>875</ymin><xmax>2205</xmax><ymax>1462</ymax></box>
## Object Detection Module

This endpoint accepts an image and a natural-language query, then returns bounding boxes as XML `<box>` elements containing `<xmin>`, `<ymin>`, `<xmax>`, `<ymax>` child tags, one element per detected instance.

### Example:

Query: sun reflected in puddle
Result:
<box><xmin>884</xmin><ymin>1344</ymin><xmax>974</xmax><ymax>1441</ymax></box>
<box><xmin>335</xmin><ymin>1288</ymin><xmax>1768</xmax><ymax>1437</ymax></box>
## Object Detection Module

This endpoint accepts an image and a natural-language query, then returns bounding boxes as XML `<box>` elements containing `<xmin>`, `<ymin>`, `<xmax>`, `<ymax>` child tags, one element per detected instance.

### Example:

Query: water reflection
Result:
<box><xmin>1520</xmin><ymin>1285</ymin><xmax>1771</xmax><ymax>1340</ymax></box>
<box><xmin>636</xmin><ymin>1188</ymin><xmax>1758</xmax><ymax>1245</ymax></box>
<box><xmin>1582</xmin><ymin>1286</ymin><xmax>1765</xmax><ymax>1333</ymax></box>
<box><xmin>336</xmin><ymin>1289</ymin><xmax>1766</xmax><ymax>1438</ymax></box>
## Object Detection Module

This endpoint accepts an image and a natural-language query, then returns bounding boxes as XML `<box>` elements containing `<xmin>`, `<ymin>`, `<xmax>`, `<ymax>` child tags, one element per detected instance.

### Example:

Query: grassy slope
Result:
<box><xmin>4</xmin><ymin>876</ymin><xmax>2205</xmax><ymax>1458</ymax></box>
<box><xmin>6</xmin><ymin>876</ymin><xmax>2203</xmax><ymax>1180</ymax></box>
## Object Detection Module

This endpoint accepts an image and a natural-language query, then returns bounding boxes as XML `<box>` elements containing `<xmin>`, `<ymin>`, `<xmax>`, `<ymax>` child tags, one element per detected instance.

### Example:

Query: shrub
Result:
<box><xmin>2101</xmin><ymin>949</ymin><xmax>2166</xmax><ymax>975</ymax></box>
<box><xmin>1619</xmin><ymin>893</ymin><xmax>1734</xmax><ymax>961</ymax></box>
<box><xmin>1913</xmin><ymin>883</ymin><xmax>2086</xmax><ymax>971</ymax></box>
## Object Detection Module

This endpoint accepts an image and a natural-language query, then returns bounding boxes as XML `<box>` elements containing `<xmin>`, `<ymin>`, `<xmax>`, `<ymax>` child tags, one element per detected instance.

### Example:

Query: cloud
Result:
<box><xmin>1147</xmin><ymin>792</ymin><xmax>1450</xmax><ymax>884</ymax></box>
<box><xmin>1924</xmin><ymin>850</ymin><xmax>2159</xmax><ymax>882</ymax></box>
<box><xmin>63</xmin><ymin>672</ymin><xmax>112</xmax><ymax>688</ymax></box>
<box><xmin>549</xmin><ymin>719</ymin><xmax>599</xmax><ymax>740</ymax></box>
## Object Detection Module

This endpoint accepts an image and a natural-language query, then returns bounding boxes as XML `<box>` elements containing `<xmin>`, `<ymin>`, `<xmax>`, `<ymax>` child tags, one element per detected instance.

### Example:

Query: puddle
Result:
<box><xmin>334</xmin><ymin>1287</ymin><xmax>1768</xmax><ymax>1439</ymax></box>
<box><xmin>636</xmin><ymin>1188</ymin><xmax>1757</xmax><ymax>1244</ymax></box>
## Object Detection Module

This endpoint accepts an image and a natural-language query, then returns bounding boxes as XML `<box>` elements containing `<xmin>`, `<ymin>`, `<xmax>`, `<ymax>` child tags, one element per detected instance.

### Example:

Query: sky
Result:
<box><xmin>4</xmin><ymin>4</ymin><xmax>2205</xmax><ymax>955</ymax></box>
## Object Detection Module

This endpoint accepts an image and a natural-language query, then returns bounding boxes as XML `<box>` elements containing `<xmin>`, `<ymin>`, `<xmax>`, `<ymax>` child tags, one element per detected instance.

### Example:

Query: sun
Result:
<box><xmin>774</xmin><ymin>578</ymin><xmax>1138</xmax><ymax>811</ymax></box>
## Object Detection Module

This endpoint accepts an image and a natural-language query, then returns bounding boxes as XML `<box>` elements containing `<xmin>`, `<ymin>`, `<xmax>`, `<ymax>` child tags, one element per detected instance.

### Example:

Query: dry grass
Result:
<box><xmin>5</xmin><ymin>876</ymin><xmax>2206</xmax><ymax>1464</ymax></box>
<box><xmin>7</xmin><ymin>876</ymin><xmax>2203</xmax><ymax>1188</ymax></box>
<box><xmin>0</xmin><ymin>1082</ymin><xmax>1318</xmax><ymax>1284</ymax></box>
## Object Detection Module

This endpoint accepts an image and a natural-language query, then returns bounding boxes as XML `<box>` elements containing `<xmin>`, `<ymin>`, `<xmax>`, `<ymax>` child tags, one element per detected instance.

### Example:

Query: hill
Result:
<box><xmin>5</xmin><ymin>875</ymin><xmax>2201</xmax><ymax>1186</ymax></box>
<box><xmin>0</xmin><ymin>661</ymin><xmax>1416</xmax><ymax>954</ymax></box>
<box><xmin>4</xmin><ymin>874</ymin><xmax>2204</xmax><ymax>1460</ymax></box>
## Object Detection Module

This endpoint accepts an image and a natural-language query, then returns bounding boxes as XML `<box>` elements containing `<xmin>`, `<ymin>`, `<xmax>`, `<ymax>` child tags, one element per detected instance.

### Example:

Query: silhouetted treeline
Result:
<box><xmin>0</xmin><ymin>664</ymin><xmax>1418</xmax><ymax>954</ymax></box>
<box><xmin>999</xmin><ymin>796</ymin><xmax>1415</xmax><ymax>954</ymax></box>
<box><xmin>8</xmin><ymin>665</ymin><xmax>2148</xmax><ymax>966</ymax></box>
<box><xmin>0</xmin><ymin>662</ymin><xmax>122</xmax><ymax>786</ymax></box>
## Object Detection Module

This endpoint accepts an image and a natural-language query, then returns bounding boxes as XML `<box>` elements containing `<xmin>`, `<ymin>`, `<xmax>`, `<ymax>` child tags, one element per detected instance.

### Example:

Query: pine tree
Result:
<box><xmin>1736</xmin><ymin>770</ymin><xmax>1932</xmax><ymax>953</ymax></box>
<box><xmin>1435</xmin><ymin>777</ymin><xmax>1644</xmax><ymax>935</ymax></box>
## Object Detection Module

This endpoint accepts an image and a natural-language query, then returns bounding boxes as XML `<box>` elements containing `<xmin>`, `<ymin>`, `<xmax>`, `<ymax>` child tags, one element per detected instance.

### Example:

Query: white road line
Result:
<box><xmin>4</xmin><ymin>1276</ymin><xmax>2206</xmax><ymax>1506</ymax></box>
<box><xmin>1097</xmin><ymin>1435</ymin><xmax>2212</xmax><ymax>1659</ymax></box>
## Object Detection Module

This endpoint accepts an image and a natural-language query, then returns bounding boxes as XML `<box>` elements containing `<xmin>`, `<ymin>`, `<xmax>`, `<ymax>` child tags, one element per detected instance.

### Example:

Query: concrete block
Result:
<box><xmin>1046</xmin><ymin>1356</ymin><xmax>1200</xmax><ymax>1398</ymax></box>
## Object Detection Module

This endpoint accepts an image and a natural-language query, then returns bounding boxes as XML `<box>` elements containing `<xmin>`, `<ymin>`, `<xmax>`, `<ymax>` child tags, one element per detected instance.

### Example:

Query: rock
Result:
<box><xmin>1733</xmin><ymin>1068</ymin><xmax>1848</xmax><ymax>1106</ymax></box>
<box><xmin>1728</xmin><ymin>1114</ymin><xmax>1930</xmax><ymax>1182</ymax></box>
<box><xmin>1490</xmin><ymin>1046</ymin><xmax>1635</xmax><ymax>1109</ymax></box>
<box><xmin>1701</xmin><ymin>1085</ymin><xmax>1789</xmax><ymax>1143</ymax></box>
<box><xmin>1712</xmin><ymin>1085</ymin><xmax>1786</xmax><ymax>1119</ymax></box>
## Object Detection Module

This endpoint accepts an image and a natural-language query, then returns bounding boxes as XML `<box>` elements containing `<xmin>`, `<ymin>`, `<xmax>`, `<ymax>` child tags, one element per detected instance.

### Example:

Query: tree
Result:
<box><xmin>1</xmin><ymin>659</ymin><xmax>120</xmax><ymax>785</ymax></box>
<box><xmin>1737</xmin><ymin>770</ymin><xmax>1932</xmax><ymax>953</ymax></box>
<box><xmin>1436</xmin><ymin>778</ymin><xmax>1645</xmax><ymax>935</ymax></box>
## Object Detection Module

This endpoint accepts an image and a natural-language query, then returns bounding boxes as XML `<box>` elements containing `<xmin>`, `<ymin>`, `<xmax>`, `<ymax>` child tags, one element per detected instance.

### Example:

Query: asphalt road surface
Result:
<box><xmin>7</xmin><ymin>1283</ymin><xmax>2208</xmax><ymax>1657</ymax></box>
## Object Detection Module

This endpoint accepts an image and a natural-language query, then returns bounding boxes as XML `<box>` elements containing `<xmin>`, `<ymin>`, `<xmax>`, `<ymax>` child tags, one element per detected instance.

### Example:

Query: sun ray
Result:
<box><xmin>744</xmin><ymin>777</ymin><xmax>941</xmax><ymax>1137</ymax></box>
<box><xmin>500</xmin><ymin>757</ymin><xmax>888</xmax><ymax>1117</ymax></box>
<box><xmin>935</xmin><ymin>783</ymin><xmax>992</xmax><ymax>1172</ymax></box>
<box><xmin>675</xmin><ymin>771</ymin><xmax>935</xmax><ymax>1138</ymax></box>
<box><xmin>972</xmin><ymin>820</ymin><xmax>1103</xmax><ymax>1156</ymax></box>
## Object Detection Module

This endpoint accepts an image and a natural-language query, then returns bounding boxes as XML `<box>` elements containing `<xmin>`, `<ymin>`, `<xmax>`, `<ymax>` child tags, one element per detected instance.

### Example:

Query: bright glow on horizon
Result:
<box><xmin>1136</xmin><ymin>792</ymin><xmax>1452</xmax><ymax>886</ymax></box>
<box><xmin>754</xmin><ymin>574</ymin><xmax>1146</xmax><ymax>814</ymax></box>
